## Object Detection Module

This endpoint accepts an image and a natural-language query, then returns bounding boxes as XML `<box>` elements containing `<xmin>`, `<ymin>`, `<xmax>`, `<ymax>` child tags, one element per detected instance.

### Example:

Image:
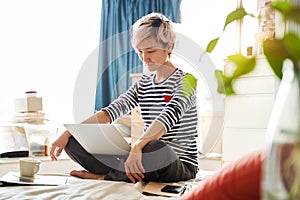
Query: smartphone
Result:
<box><xmin>161</xmin><ymin>185</ymin><xmax>185</xmax><ymax>194</ymax></box>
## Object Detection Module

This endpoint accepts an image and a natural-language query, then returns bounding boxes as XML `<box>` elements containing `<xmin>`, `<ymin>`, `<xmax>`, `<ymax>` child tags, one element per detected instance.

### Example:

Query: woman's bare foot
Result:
<box><xmin>70</xmin><ymin>170</ymin><xmax>105</xmax><ymax>180</ymax></box>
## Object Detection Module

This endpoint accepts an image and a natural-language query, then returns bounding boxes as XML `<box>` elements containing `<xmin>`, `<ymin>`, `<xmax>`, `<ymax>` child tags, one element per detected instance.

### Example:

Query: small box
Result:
<box><xmin>14</xmin><ymin>97</ymin><xmax>43</xmax><ymax>113</ymax></box>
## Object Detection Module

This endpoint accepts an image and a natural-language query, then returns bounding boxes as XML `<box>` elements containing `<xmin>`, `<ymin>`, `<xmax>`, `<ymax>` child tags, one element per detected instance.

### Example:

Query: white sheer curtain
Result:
<box><xmin>180</xmin><ymin>0</ymin><xmax>258</xmax><ymax>67</ymax></box>
<box><xmin>0</xmin><ymin>0</ymin><xmax>101</xmax><ymax>124</ymax></box>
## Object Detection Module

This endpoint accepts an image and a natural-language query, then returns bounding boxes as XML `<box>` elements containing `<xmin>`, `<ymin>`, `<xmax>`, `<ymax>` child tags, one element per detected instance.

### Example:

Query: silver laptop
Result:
<box><xmin>64</xmin><ymin>124</ymin><xmax>131</xmax><ymax>155</ymax></box>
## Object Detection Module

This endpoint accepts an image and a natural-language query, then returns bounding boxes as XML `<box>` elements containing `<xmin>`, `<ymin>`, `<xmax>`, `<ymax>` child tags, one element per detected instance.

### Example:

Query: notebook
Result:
<box><xmin>64</xmin><ymin>124</ymin><xmax>131</xmax><ymax>155</ymax></box>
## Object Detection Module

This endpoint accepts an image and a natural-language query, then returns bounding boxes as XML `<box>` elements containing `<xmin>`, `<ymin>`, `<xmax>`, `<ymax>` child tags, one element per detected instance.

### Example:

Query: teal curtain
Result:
<box><xmin>95</xmin><ymin>0</ymin><xmax>182</xmax><ymax>110</ymax></box>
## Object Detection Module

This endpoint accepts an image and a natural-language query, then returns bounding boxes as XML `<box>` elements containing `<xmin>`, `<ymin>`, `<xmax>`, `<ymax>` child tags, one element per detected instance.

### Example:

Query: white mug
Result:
<box><xmin>19</xmin><ymin>158</ymin><xmax>41</xmax><ymax>178</ymax></box>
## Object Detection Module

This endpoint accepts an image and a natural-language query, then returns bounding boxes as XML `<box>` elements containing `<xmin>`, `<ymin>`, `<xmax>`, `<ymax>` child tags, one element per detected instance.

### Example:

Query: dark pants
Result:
<box><xmin>65</xmin><ymin>136</ymin><xmax>198</xmax><ymax>182</ymax></box>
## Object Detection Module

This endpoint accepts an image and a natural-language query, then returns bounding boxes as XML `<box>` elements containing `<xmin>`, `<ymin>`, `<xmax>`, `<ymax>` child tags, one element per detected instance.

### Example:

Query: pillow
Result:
<box><xmin>181</xmin><ymin>149</ymin><xmax>266</xmax><ymax>200</ymax></box>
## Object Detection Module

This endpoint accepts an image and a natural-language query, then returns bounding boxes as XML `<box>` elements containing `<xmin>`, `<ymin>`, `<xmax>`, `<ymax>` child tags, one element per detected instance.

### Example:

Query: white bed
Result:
<box><xmin>0</xmin><ymin>170</ymin><xmax>214</xmax><ymax>200</ymax></box>
<box><xmin>0</xmin><ymin>177</ymin><xmax>175</xmax><ymax>200</ymax></box>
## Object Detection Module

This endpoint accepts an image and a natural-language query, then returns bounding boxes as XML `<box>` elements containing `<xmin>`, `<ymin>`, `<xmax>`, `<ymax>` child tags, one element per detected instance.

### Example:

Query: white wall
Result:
<box><xmin>0</xmin><ymin>0</ymin><xmax>101</xmax><ymax>124</ymax></box>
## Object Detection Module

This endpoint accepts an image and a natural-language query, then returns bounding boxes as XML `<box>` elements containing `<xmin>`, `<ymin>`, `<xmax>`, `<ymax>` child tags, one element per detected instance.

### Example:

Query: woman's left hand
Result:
<box><xmin>124</xmin><ymin>145</ymin><xmax>145</xmax><ymax>183</ymax></box>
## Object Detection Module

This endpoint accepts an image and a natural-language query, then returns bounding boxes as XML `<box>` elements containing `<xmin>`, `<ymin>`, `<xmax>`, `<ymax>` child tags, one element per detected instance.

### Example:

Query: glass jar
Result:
<box><xmin>258</xmin><ymin>1</ymin><xmax>276</xmax><ymax>39</ymax></box>
<box><xmin>25</xmin><ymin>123</ymin><xmax>57</xmax><ymax>157</ymax></box>
<box><xmin>262</xmin><ymin>60</ymin><xmax>300</xmax><ymax>200</ymax></box>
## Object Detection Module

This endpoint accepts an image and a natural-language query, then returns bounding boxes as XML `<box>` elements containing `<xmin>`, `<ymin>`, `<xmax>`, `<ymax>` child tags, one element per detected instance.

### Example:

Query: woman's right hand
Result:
<box><xmin>50</xmin><ymin>131</ymin><xmax>71</xmax><ymax>160</ymax></box>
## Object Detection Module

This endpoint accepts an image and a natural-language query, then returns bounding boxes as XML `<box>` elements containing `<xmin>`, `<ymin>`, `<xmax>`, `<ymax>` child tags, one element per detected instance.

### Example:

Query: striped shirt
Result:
<box><xmin>103</xmin><ymin>68</ymin><xmax>198</xmax><ymax>166</ymax></box>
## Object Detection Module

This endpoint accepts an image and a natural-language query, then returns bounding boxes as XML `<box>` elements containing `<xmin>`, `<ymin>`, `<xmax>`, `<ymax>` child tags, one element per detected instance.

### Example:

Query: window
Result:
<box><xmin>0</xmin><ymin>0</ymin><xmax>258</xmax><ymax>126</ymax></box>
<box><xmin>0</xmin><ymin>0</ymin><xmax>101</xmax><ymax>124</ymax></box>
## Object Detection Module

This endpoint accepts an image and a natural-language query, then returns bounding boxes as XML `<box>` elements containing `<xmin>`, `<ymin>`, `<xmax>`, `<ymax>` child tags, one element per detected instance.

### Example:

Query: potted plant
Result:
<box><xmin>205</xmin><ymin>1</ymin><xmax>300</xmax><ymax>199</ymax></box>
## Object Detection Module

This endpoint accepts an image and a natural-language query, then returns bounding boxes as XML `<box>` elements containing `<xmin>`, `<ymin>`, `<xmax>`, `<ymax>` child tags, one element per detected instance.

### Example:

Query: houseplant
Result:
<box><xmin>205</xmin><ymin>1</ymin><xmax>300</xmax><ymax>199</ymax></box>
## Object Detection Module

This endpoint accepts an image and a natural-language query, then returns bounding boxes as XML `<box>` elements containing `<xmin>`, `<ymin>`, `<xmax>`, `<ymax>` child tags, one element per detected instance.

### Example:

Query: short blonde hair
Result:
<box><xmin>131</xmin><ymin>13</ymin><xmax>176</xmax><ymax>51</ymax></box>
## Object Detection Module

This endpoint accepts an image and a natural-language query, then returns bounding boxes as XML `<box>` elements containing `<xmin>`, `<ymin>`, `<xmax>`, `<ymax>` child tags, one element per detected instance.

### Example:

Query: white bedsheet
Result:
<box><xmin>0</xmin><ymin>176</ymin><xmax>179</xmax><ymax>200</ymax></box>
<box><xmin>0</xmin><ymin>170</ymin><xmax>215</xmax><ymax>199</ymax></box>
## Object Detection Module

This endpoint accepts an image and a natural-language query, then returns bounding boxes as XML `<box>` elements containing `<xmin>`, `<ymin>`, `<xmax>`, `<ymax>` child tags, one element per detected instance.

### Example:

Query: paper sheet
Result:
<box><xmin>0</xmin><ymin>171</ymin><xmax>68</xmax><ymax>186</ymax></box>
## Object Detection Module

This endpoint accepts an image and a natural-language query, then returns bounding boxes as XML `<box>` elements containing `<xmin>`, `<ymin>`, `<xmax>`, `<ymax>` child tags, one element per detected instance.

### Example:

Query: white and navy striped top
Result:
<box><xmin>103</xmin><ymin>68</ymin><xmax>198</xmax><ymax>166</ymax></box>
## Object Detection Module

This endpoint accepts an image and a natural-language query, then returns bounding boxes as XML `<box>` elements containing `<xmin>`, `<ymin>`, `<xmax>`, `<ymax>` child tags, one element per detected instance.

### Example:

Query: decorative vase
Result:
<box><xmin>262</xmin><ymin>60</ymin><xmax>300</xmax><ymax>200</ymax></box>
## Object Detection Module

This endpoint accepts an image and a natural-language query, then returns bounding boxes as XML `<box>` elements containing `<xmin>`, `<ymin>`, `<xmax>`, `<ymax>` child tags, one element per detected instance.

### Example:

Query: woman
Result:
<box><xmin>50</xmin><ymin>13</ymin><xmax>199</xmax><ymax>183</ymax></box>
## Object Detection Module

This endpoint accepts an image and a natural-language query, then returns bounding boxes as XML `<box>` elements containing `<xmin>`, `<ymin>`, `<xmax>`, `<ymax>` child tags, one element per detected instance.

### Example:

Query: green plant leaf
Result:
<box><xmin>272</xmin><ymin>1</ymin><xmax>300</xmax><ymax>24</ymax></box>
<box><xmin>272</xmin><ymin>1</ymin><xmax>293</xmax><ymax>14</ymax></box>
<box><xmin>207</xmin><ymin>0</ymin><xmax>300</xmax><ymax>96</ymax></box>
<box><xmin>215</xmin><ymin>70</ymin><xmax>235</xmax><ymax>95</ymax></box>
<box><xmin>205</xmin><ymin>7</ymin><xmax>247</xmax><ymax>54</ymax></box>
<box><xmin>214</xmin><ymin>55</ymin><xmax>256</xmax><ymax>95</ymax></box>
<box><xmin>228</xmin><ymin>54</ymin><xmax>256</xmax><ymax>78</ymax></box>
<box><xmin>263</xmin><ymin>39</ymin><xmax>287</xmax><ymax>79</ymax></box>
<box><xmin>284</xmin><ymin>33</ymin><xmax>300</xmax><ymax>64</ymax></box>
<box><xmin>263</xmin><ymin>33</ymin><xmax>300</xmax><ymax>79</ymax></box>
<box><xmin>223</xmin><ymin>7</ymin><xmax>247</xmax><ymax>30</ymax></box>
<box><xmin>182</xmin><ymin>73</ymin><xmax>197</xmax><ymax>97</ymax></box>
<box><xmin>206</xmin><ymin>38</ymin><xmax>219</xmax><ymax>53</ymax></box>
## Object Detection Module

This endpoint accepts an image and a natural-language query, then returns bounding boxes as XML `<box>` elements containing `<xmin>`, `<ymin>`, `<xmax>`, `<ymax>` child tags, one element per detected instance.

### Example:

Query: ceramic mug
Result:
<box><xmin>19</xmin><ymin>158</ymin><xmax>41</xmax><ymax>178</ymax></box>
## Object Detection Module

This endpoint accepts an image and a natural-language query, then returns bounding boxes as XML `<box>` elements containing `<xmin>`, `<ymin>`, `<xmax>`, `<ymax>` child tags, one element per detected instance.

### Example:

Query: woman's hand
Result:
<box><xmin>124</xmin><ymin>144</ymin><xmax>145</xmax><ymax>183</ymax></box>
<box><xmin>50</xmin><ymin>131</ymin><xmax>71</xmax><ymax>160</ymax></box>
<box><xmin>124</xmin><ymin>120</ymin><xmax>165</xmax><ymax>183</ymax></box>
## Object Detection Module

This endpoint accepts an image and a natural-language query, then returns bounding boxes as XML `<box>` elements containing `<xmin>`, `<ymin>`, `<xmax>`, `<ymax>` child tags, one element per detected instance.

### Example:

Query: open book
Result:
<box><xmin>0</xmin><ymin>171</ymin><xmax>68</xmax><ymax>186</ymax></box>
<box><xmin>142</xmin><ymin>181</ymin><xmax>198</xmax><ymax>197</ymax></box>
